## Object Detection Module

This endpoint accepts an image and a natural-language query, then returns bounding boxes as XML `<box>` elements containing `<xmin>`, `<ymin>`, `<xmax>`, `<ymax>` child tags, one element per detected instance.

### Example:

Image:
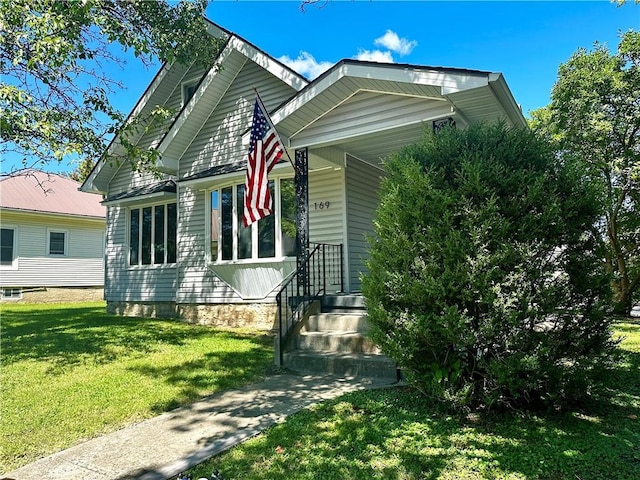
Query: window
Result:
<box><xmin>182</xmin><ymin>82</ymin><xmax>197</xmax><ymax>106</ymax></box>
<box><xmin>0</xmin><ymin>227</ymin><xmax>16</xmax><ymax>268</ymax></box>
<box><xmin>47</xmin><ymin>230</ymin><xmax>67</xmax><ymax>256</ymax></box>
<box><xmin>210</xmin><ymin>178</ymin><xmax>296</xmax><ymax>262</ymax></box>
<box><xmin>129</xmin><ymin>202</ymin><xmax>177</xmax><ymax>266</ymax></box>
<box><xmin>1</xmin><ymin>288</ymin><xmax>22</xmax><ymax>300</ymax></box>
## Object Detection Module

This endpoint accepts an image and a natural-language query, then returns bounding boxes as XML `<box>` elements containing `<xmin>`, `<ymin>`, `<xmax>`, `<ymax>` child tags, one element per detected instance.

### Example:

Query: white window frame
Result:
<box><xmin>1</xmin><ymin>288</ymin><xmax>22</xmax><ymax>300</ymax></box>
<box><xmin>0</xmin><ymin>225</ymin><xmax>18</xmax><ymax>270</ymax></box>
<box><xmin>127</xmin><ymin>201</ymin><xmax>177</xmax><ymax>268</ymax></box>
<box><xmin>47</xmin><ymin>228</ymin><xmax>68</xmax><ymax>256</ymax></box>
<box><xmin>208</xmin><ymin>174</ymin><xmax>296</xmax><ymax>264</ymax></box>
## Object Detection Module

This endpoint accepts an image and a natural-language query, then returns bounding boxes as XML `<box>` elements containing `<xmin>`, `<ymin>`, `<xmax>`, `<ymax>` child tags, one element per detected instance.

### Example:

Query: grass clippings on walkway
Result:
<box><xmin>185</xmin><ymin>322</ymin><xmax>640</xmax><ymax>480</ymax></box>
<box><xmin>0</xmin><ymin>302</ymin><xmax>273</xmax><ymax>473</ymax></box>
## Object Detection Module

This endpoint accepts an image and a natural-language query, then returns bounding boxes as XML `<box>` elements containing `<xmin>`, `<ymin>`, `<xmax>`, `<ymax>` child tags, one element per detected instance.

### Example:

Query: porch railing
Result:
<box><xmin>275</xmin><ymin>242</ymin><xmax>343</xmax><ymax>365</ymax></box>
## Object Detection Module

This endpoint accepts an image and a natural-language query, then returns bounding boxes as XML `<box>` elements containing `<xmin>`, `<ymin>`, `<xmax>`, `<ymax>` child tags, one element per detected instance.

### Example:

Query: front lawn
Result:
<box><xmin>0</xmin><ymin>302</ymin><xmax>273</xmax><ymax>473</ymax></box>
<box><xmin>185</xmin><ymin>322</ymin><xmax>640</xmax><ymax>480</ymax></box>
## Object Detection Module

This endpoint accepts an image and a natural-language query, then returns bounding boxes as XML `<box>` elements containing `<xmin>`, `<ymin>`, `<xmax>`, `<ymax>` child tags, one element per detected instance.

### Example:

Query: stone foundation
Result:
<box><xmin>106</xmin><ymin>301</ymin><xmax>178</xmax><ymax>319</ymax></box>
<box><xmin>179</xmin><ymin>303</ymin><xmax>277</xmax><ymax>331</ymax></box>
<box><xmin>1</xmin><ymin>287</ymin><xmax>104</xmax><ymax>303</ymax></box>
<box><xmin>105</xmin><ymin>301</ymin><xmax>277</xmax><ymax>330</ymax></box>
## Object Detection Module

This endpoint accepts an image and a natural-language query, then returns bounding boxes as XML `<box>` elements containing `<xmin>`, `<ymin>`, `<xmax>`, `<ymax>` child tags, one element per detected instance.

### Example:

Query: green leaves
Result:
<box><xmin>0</xmin><ymin>0</ymin><xmax>223</xmax><ymax>174</ymax></box>
<box><xmin>363</xmin><ymin>122</ymin><xmax>615</xmax><ymax>411</ymax></box>
<box><xmin>531</xmin><ymin>30</ymin><xmax>640</xmax><ymax>315</ymax></box>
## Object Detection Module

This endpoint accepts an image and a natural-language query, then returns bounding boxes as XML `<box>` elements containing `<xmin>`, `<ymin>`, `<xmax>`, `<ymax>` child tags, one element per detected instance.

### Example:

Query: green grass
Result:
<box><xmin>185</xmin><ymin>322</ymin><xmax>640</xmax><ymax>480</ymax></box>
<box><xmin>0</xmin><ymin>302</ymin><xmax>274</xmax><ymax>473</ymax></box>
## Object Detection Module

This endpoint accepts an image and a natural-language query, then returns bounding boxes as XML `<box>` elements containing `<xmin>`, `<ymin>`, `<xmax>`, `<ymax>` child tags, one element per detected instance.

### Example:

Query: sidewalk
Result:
<box><xmin>5</xmin><ymin>373</ymin><xmax>398</xmax><ymax>480</ymax></box>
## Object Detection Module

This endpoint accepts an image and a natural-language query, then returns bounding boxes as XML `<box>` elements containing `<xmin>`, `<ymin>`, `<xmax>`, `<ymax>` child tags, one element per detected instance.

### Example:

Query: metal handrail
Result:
<box><xmin>275</xmin><ymin>242</ymin><xmax>343</xmax><ymax>365</ymax></box>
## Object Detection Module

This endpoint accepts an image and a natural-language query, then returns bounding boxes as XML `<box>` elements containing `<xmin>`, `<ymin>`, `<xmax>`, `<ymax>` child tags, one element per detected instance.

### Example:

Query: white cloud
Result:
<box><xmin>355</xmin><ymin>49</ymin><xmax>394</xmax><ymax>63</ymax></box>
<box><xmin>374</xmin><ymin>30</ymin><xmax>417</xmax><ymax>56</ymax></box>
<box><xmin>277</xmin><ymin>52</ymin><xmax>333</xmax><ymax>80</ymax></box>
<box><xmin>278</xmin><ymin>30</ymin><xmax>417</xmax><ymax>78</ymax></box>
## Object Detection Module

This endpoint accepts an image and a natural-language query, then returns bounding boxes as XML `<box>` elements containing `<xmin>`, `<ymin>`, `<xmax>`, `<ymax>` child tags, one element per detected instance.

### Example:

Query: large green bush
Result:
<box><xmin>362</xmin><ymin>123</ymin><xmax>617</xmax><ymax>411</ymax></box>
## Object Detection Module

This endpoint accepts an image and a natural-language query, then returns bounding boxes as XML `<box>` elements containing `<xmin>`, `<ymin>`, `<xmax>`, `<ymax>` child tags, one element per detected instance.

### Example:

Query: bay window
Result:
<box><xmin>210</xmin><ymin>177</ymin><xmax>296</xmax><ymax>262</ymax></box>
<box><xmin>129</xmin><ymin>202</ymin><xmax>177</xmax><ymax>266</ymax></box>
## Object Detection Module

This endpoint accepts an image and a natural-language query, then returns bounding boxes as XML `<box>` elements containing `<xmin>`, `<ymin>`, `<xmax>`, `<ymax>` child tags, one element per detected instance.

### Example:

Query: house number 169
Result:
<box><xmin>314</xmin><ymin>201</ymin><xmax>330</xmax><ymax>210</ymax></box>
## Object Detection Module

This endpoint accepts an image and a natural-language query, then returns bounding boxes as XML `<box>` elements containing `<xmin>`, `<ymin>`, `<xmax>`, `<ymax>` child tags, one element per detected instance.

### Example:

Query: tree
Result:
<box><xmin>69</xmin><ymin>158</ymin><xmax>96</xmax><ymax>183</ymax></box>
<box><xmin>1</xmin><ymin>0</ymin><xmax>223</xmax><ymax>174</ymax></box>
<box><xmin>362</xmin><ymin>123</ymin><xmax>616</xmax><ymax>411</ymax></box>
<box><xmin>531</xmin><ymin>30</ymin><xmax>640</xmax><ymax>315</ymax></box>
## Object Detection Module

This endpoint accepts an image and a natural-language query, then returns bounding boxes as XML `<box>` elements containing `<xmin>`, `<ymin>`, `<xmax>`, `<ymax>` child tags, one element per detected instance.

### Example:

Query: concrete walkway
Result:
<box><xmin>5</xmin><ymin>373</ymin><xmax>398</xmax><ymax>480</ymax></box>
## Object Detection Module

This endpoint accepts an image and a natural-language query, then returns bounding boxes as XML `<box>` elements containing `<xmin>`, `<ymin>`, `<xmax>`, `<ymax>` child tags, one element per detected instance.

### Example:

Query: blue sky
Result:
<box><xmin>3</xmin><ymin>1</ymin><xmax>639</xmax><ymax>174</ymax></box>
<box><xmin>205</xmin><ymin>0</ymin><xmax>638</xmax><ymax>116</ymax></box>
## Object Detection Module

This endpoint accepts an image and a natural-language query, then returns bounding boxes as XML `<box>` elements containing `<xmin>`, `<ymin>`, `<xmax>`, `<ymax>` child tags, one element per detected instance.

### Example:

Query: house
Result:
<box><xmin>0</xmin><ymin>170</ymin><xmax>106</xmax><ymax>302</ymax></box>
<box><xmin>80</xmin><ymin>21</ymin><xmax>526</xmax><ymax>330</ymax></box>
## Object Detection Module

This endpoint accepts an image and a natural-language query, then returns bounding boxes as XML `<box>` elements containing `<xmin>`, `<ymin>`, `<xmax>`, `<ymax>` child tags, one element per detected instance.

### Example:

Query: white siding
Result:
<box><xmin>103</xmin><ymin>204</ymin><xmax>177</xmax><ymax>303</ymax></box>
<box><xmin>345</xmin><ymin>155</ymin><xmax>383</xmax><ymax>292</ymax></box>
<box><xmin>0</xmin><ymin>211</ymin><xmax>104</xmax><ymax>287</ymax></box>
<box><xmin>180</xmin><ymin>60</ymin><xmax>296</xmax><ymax>178</ymax></box>
<box><xmin>175</xmin><ymin>185</ymin><xmax>237</xmax><ymax>303</ymax></box>
<box><xmin>308</xmin><ymin>167</ymin><xmax>345</xmax><ymax>246</ymax></box>
<box><xmin>108</xmin><ymin>166</ymin><xmax>176</xmax><ymax>198</ymax></box>
<box><xmin>135</xmin><ymin>64</ymin><xmax>208</xmax><ymax>151</ymax></box>
<box><xmin>174</xmin><ymin>59</ymin><xmax>299</xmax><ymax>304</ymax></box>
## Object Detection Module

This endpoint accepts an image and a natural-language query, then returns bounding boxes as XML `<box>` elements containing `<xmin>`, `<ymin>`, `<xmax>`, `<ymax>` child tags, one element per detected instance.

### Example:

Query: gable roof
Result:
<box><xmin>82</xmin><ymin>19</ymin><xmax>527</xmax><ymax>193</ymax></box>
<box><xmin>0</xmin><ymin>170</ymin><xmax>105</xmax><ymax>219</ymax></box>
<box><xmin>81</xmin><ymin>20</ymin><xmax>308</xmax><ymax>195</ymax></box>
<box><xmin>267</xmin><ymin>59</ymin><xmax>526</xmax><ymax>165</ymax></box>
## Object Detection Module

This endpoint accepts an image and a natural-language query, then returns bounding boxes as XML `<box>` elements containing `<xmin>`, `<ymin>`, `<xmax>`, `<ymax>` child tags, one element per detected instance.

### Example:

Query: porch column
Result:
<box><xmin>295</xmin><ymin>147</ymin><xmax>309</xmax><ymax>296</ymax></box>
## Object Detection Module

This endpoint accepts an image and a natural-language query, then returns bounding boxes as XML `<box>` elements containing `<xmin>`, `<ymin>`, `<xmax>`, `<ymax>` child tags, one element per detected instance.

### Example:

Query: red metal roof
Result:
<box><xmin>0</xmin><ymin>170</ymin><xmax>105</xmax><ymax>218</ymax></box>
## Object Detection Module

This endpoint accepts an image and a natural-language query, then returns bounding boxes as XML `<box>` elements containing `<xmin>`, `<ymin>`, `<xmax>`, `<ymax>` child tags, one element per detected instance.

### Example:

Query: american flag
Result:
<box><xmin>243</xmin><ymin>97</ymin><xmax>284</xmax><ymax>226</ymax></box>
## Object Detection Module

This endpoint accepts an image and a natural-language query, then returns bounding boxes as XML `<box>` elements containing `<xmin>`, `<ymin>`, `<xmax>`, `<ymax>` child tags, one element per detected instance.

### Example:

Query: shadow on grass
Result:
<box><xmin>131</xmin><ymin>347</ymin><xmax>276</xmax><ymax>414</ymax></box>
<box><xmin>192</xmin><ymin>327</ymin><xmax>640</xmax><ymax>480</ymax></box>
<box><xmin>1</xmin><ymin>303</ymin><xmax>275</xmax><ymax>473</ymax></box>
<box><xmin>1</xmin><ymin>304</ymin><xmax>271</xmax><ymax>375</ymax></box>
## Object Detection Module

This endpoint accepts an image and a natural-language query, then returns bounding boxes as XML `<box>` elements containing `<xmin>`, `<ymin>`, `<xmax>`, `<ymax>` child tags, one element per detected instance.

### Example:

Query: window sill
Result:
<box><xmin>127</xmin><ymin>263</ymin><xmax>177</xmax><ymax>271</ymax></box>
<box><xmin>209</xmin><ymin>256</ymin><xmax>296</xmax><ymax>266</ymax></box>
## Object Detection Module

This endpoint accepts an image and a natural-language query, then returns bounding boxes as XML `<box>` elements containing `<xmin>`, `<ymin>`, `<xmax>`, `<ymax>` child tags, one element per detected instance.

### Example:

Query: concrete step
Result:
<box><xmin>321</xmin><ymin>294</ymin><xmax>366</xmax><ymax>312</ymax></box>
<box><xmin>283</xmin><ymin>350</ymin><xmax>398</xmax><ymax>379</ymax></box>
<box><xmin>295</xmin><ymin>330</ymin><xmax>380</xmax><ymax>354</ymax></box>
<box><xmin>304</xmin><ymin>313</ymin><xmax>370</xmax><ymax>333</ymax></box>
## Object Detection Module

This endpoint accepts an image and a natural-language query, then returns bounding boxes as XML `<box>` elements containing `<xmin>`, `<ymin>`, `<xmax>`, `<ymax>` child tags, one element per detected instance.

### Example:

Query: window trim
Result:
<box><xmin>1</xmin><ymin>288</ymin><xmax>22</xmax><ymax>300</ymax></box>
<box><xmin>127</xmin><ymin>201</ymin><xmax>177</xmax><ymax>268</ymax></box>
<box><xmin>182</xmin><ymin>81</ymin><xmax>198</xmax><ymax>107</ymax></box>
<box><xmin>0</xmin><ymin>225</ymin><xmax>18</xmax><ymax>270</ymax></box>
<box><xmin>47</xmin><ymin>228</ymin><xmax>68</xmax><ymax>256</ymax></box>
<box><xmin>208</xmin><ymin>174</ymin><xmax>296</xmax><ymax>264</ymax></box>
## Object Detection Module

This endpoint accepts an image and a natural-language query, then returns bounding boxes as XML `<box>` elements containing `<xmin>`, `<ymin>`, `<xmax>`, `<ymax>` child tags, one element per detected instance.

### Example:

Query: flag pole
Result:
<box><xmin>253</xmin><ymin>87</ymin><xmax>298</xmax><ymax>174</ymax></box>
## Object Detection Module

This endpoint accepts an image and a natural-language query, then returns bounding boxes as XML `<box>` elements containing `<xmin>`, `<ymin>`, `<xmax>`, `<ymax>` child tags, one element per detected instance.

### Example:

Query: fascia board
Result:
<box><xmin>158</xmin><ymin>34</ymin><xmax>306</xmax><ymax>157</ymax></box>
<box><xmin>342</xmin><ymin>62</ymin><xmax>489</xmax><ymax>95</ymax></box>
<box><xmin>230</xmin><ymin>36</ymin><xmax>308</xmax><ymax>93</ymax></box>
<box><xmin>270</xmin><ymin>62</ymin><xmax>490</xmax><ymax>133</ymax></box>
<box><xmin>487</xmin><ymin>73</ymin><xmax>527</xmax><ymax>127</ymax></box>
<box><xmin>81</xmin><ymin>63</ymin><xmax>174</xmax><ymax>193</ymax></box>
<box><xmin>0</xmin><ymin>207</ymin><xmax>105</xmax><ymax>222</ymax></box>
<box><xmin>156</xmin><ymin>40</ymin><xmax>242</xmax><ymax>155</ymax></box>
<box><xmin>101</xmin><ymin>191</ymin><xmax>176</xmax><ymax>207</ymax></box>
<box><xmin>270</xmin><ymin>64</ymin><xmax>348</xmax><ymax>126</ymax></box>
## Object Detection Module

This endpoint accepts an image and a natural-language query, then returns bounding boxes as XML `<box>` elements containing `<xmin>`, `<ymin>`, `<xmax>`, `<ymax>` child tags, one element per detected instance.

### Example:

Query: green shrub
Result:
<box><xmin>362</xmin><ymin>122</ymin><xmax>617</xmax><ymax>411</ymax></box>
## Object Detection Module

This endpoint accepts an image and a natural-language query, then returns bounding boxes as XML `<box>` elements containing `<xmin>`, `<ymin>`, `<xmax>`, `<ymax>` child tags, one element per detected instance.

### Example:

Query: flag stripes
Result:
<box><xmin>243</xmin><ymin>98</ymin><xmax>284</xmax><ymax>226</ymax></box>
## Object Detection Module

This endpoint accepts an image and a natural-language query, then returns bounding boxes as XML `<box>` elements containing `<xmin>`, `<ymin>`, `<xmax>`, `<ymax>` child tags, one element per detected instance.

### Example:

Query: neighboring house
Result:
<box><xmin>0</xmin><ymin>170</ymin><xmax>106</xmax><ymax>302</ymax></box>
<box><xmin>80</xmin><ymin>21</ymin><xmax>526</xmax><ymax>329</ymax></box>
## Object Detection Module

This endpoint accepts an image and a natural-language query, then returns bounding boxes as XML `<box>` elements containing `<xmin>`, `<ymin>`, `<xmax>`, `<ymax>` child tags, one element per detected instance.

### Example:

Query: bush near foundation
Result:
<box><xmin>362</xmin><ymin>123</ymin><xmax>617</xmax><ymax>411</ymax></box>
